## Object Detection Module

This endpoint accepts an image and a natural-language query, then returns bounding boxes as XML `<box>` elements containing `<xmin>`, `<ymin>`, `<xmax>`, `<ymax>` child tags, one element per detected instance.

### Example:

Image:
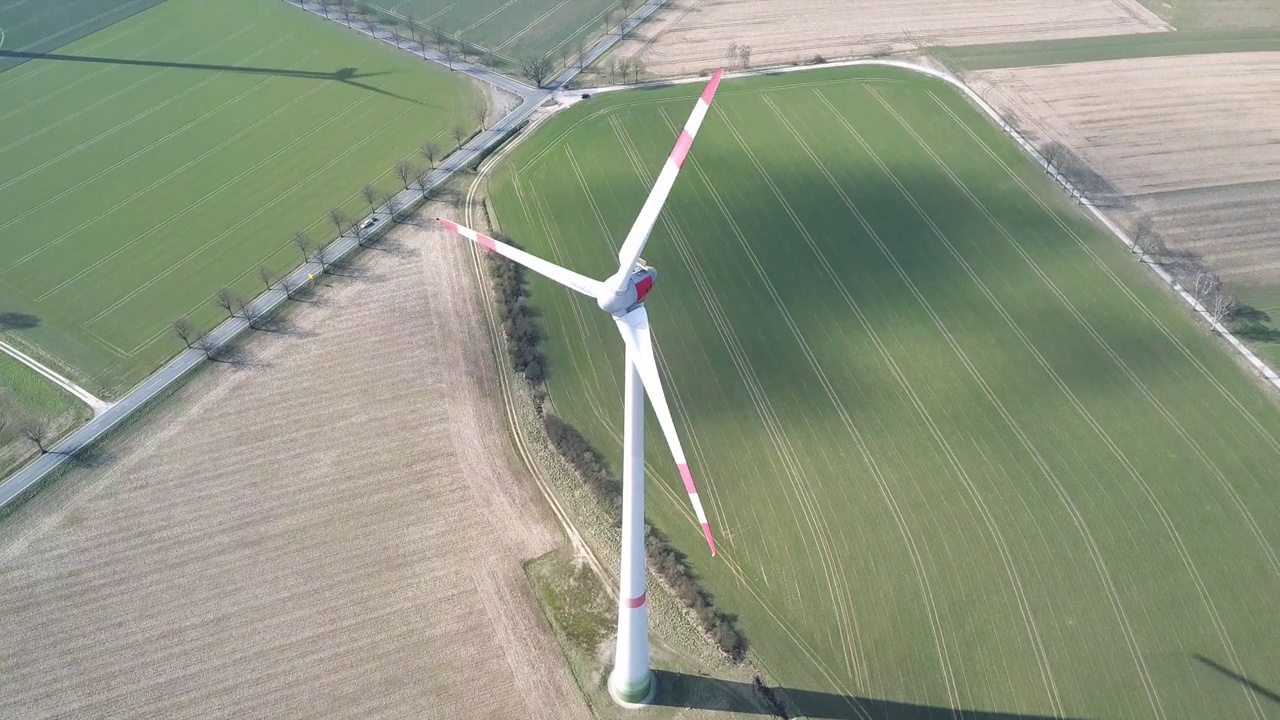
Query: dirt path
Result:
<box><xmin>0</xmin><ymin>201</ymin><xmax>590</xmax><ymax>720</ymax></box>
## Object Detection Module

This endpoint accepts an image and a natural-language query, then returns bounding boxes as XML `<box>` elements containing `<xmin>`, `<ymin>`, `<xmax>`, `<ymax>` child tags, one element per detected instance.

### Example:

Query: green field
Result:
<box><xmin>0</xmin><ymin>0</ymin><xmax>168</xmax><ymax>72</ymax></box>
<box><xmin>932</xmin><ymin>28</ymin><xmax>1280</xmax><ymax>71</ymax></box>
<box><xmin>0</xmin><ymin>352</ymin><xmax>89</xmax><ymax>471</ymax></box>
<box><xmin>372</xmin><ymin>0</ymin><xmax>621</xmax><ymax>62</ymax></box>
<box><xmin>0</xmin><ymin>0</ymin><xmax>481</xmax><ymax>399</ymax></box>
<box><xmin>487</xmin><ymin>67</ymin><xmax>1280</xmax><ymax>718</ymax></box>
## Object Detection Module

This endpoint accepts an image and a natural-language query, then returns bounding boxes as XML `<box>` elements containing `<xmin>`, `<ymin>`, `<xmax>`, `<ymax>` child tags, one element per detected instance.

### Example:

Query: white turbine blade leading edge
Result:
<box><xmin>437</xmin><ymin>217</ymin><xmax>602</xmax><ymax>298</ymax></box>
<box><xmin>615</xmin><ymin>307</ymin><xmax>717</xmax><ymax>556</ymax></box>
<box><xmin>607</xmin><ymin>68</ymin><xmax>724</xmax><ymax>296</ymax></box>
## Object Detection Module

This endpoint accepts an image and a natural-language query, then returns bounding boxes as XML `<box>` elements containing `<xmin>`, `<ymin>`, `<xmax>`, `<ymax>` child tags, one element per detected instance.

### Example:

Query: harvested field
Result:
<box><xmin>0</xmin><ymin>203</ymin><xmax>589</xmax><ymax>720</ymax></box>
<box><xmin>976</xmin><ymin>52</ymin><xmax>1280</xmax><ymax>361</ymax></box>
<box><xmin>608</xmin><ymin>0</ymin><xmax>1168</xmax><ymax>78</ymax></box>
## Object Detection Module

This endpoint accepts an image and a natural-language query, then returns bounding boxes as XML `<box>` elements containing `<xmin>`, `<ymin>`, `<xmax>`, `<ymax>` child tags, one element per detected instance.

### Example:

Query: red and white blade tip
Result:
<box><xmin>678</xmin><ymin>463</ymin><xmax>717</xmax><ymax>556</ymax></box>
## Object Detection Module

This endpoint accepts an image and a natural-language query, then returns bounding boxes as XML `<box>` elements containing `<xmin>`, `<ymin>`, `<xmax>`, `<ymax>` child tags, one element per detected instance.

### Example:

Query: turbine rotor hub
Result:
<box><xmin>598</xmin><ymin>264</ymin><xmax>657</xmax><ymax>317</ymax></box>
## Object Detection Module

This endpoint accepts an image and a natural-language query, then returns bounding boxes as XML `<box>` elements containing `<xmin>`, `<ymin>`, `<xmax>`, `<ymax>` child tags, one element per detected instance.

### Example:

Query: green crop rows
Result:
<box><xmin>0</xmin><ymin>0</ymin><xmax>481</xmax><ymax>401</ymax></box>
<box><xmin>373</xmin><ymin>0</ymin><xmax>621</xmax><ymax>62</ymax></box>
<box><xmin>487</xmin><ymin>67</ymin><xmax>1280</xmax><ymax>718</ymax></box>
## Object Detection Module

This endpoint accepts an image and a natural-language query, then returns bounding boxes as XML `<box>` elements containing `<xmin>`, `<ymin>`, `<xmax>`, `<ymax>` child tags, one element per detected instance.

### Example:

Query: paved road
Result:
<box><xmin>0</xmin><ymin>0</ymin><xmax>663</xmax><ymax>509</ymax></box>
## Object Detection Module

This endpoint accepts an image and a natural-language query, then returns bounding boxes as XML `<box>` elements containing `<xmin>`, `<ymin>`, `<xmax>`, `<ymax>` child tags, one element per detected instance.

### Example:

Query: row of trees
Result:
<box><xmin>1040</xmin><ymin>142</ymin><xmax>1243</xmax><ymax>333</ymax></box>
<box><xmin>542</xmin><ymin>413</ymin><xmax>748</xmax><ymax>660</ymax></box>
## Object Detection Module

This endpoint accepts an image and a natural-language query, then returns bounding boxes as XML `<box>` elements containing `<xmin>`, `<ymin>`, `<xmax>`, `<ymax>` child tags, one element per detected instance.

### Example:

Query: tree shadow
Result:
<box><xmin>1194</xmin><ymin>654</ymin><xmax>1280</xmax><ymax>706</ymax></box>
<box><xmin>651</xmin><ymin>671</ymin><xmax>1088</xmax><ymax>720</ymax></box>
<box><xmin>206</xmin><ymin>344</ymin><xmax>265</xmax><ymax>371</ymax></box>
<box><xmin>0</xmin><ymin>50</ymin><xmax>423</xmax><ymax>104</ymax></box>
<box><xmin>0</xmin><ymin>312</ymin><xmax>40</xmax><ymax>330</ymax></box>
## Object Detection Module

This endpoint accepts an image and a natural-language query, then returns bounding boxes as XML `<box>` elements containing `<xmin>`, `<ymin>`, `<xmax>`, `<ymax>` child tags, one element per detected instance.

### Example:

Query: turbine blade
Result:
<box><xmin>436</xmin><ymin>217</ymin><xmax>602</xmax><ymax>297</ymax></box>
<box><xmin>615</xmin><ymin>307</ymin><xmax>717</xmax><ymax>555</ymax></box>
<box><xmin>608</xmin><ymin>68</ymin><xmax>724</xmax><ymax>295</ymax></box>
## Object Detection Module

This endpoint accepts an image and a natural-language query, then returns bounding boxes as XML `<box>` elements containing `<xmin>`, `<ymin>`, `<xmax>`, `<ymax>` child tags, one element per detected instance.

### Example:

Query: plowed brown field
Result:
<box><xmin>610</xmin><ymin>0</ymin><xmax>1168</xmax><ymax>78</ymax></box>
<box><xmin>975</xmin><ymin>52</ymin><xmax>1280</xmax><ymax>286</ymax></box>
<box><xmin>0</xmin><ymin>203</ymin><xmax>589</xmax><ymax>720</ymax></box>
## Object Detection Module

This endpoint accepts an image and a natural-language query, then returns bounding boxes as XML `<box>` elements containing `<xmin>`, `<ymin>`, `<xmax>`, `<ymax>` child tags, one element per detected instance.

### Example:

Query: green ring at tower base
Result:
<box><xmin>608</xmin><ymin>669</ymin><xmax>656</xmax><ymax>707</ymax></box>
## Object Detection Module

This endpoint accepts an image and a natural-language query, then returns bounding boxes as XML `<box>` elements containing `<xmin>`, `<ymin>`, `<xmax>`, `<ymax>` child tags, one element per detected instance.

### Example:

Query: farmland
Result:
<box><xmin>606</xmin><ymin>0</ymin><xmax>1168</xmax><ymax>79</ymax></box>
<box><xmin>486</xmin><ymin>67</ymin><xmax>1280</xmax><ymax>718</ymax></box>
<box><xmin>975</xmin><ymin>52</ymin><xmax>1280</xmax><ymax>365</ymax></box>
<box><xmin>0</xmin><ymin>0</ymin><xmax>481</xmax><ymax>400</ymax></box>
<box><xmin>0</xmin><ymin>205</ymin><xmax>590</xmax><ymax>719</ymax></box>
<box><xmin>0</xmin><ymin>352</ymin><xmax>88</xmax><ymax>471</ymax></box>
<box><xmin>0</xmin><ymin>0</ymin><xmax>168</xmax><ymax>72</ymax></box>
<box><xmin>370</xmin><ymin>0</ymin><xmax>621</xmax><ymax>62</ymax></box>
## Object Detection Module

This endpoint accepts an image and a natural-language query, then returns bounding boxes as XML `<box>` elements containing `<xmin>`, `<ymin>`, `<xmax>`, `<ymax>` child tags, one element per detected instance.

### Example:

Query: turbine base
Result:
<box><xmin>608</xmin><ymin>668</ymin><xmax>656</xmax><ymax>708</ymax></box>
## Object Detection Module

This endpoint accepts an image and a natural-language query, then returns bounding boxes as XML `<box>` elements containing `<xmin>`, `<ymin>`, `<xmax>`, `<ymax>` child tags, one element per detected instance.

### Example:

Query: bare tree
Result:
<box><xmin>739</xmin><ymin>44</ymin><xmax>752</xmax><ymax>69</ymax></box>
<box><xmin>433</xmin><ymin>25</ymin><xmax>446</xmax><ymax>50</ymax></box>
<box><xmin>414</xmin><ymin>170</ymin><xmax>432</xmax><ymax>197</ymax></box>
<box><xmin>619</xmin><ymin>57</ymin><xmax>632</xmax><ymax>83</ymax></box>
<box><xmin>521</xmin><ymin>56</ymin><xmax>554</xmax><ymax>88</ymax></box>
<box><xmin>1130</xmin><ymin>218</ymin><xmax>1154</xmax><ymax>256</ymax></box>
<box><xmin>560</xmin><ymin>44</ymin><xmax>572</xmax><ymax>70</ymax></box>
<box><xmin>381</xmin><ymin>191</ymin><xmax>398</xmax><ymax>227</ymax></box>
<box><xmin>172</xmin><ymin>317</ymin><xmax>199</xmax><ymax>349</ymax></box>
<box><xmin>195</xmin><ymin>333</ymin><xmax>218</xmax><ymax>360</ymax></box>
<box><xmin>293</xmin><ymin>230</ymin><xmax>314</xmax><ymax>262</ymax></box>
<box><xmin>421</xmin><ymin>140</ymin><xmax>439</xmax><ymax>169</ymax></box>
<box><xmin>442</xmin><ymin>45</ymin><xmax>457</xmax><ymax>70</ymax></box>
<box><xmin>575</xmin><ymin>40</ymin><xmax>588</xmax><ymax>70</ymax></box>
<box><xmin>607</xmin><ymin>56</ymin><xmax>621</xmax><ymax>83</ymax></box>
<box><xmin>1042</xmin><ymin>142</ymin><xmax>1066</xmax><ymax>174</ymax></box>
<box><xmin>474</xmin><ymin>101</ymin><xmax>489</xmax><ymax>130</ymax></box>
<box><xmin>1192</xmin><ymin>272</ymin><xmax>1221</xmax><ymax>310</ymax></box>
<box><xmin>215</xmin><ymin>288</ymin><xmax>240</xmax><ymax>318</ymax></box>
<box><xmin>1210</xmin><ymin>293</ymin><xmax>1237</xmax><ymax>330</ymax></box>
<box><xmin>20</xmin><ymin>421</ymin><xmax>51</xmax><ymax>454</ymax></box>
<box><xmin>319</xmin><ymin>0</ymin><xmax>332</xmax><ymax>19</ymax></box>
<box><xmin>632</xmin><ymin>59</ymin><xmax>645</xmax><ymax>83</ymax></box>
<box><xmin>361</xmin><ymin>183</ymin><xmax>379</xmax><ymax>215</ymax></box>
<box><xmin>452</xmin><ymin>124</ymin><xmax>467</xmax><ymax>150</ymax></box>
<box><xmin>726</xmin><ymin>41</ymin><xmax>739</xmax><ymax>65</ymax></box>
<box><xmin>232</xmin><ymin>295</ymin><xmax>255</xmax><ymax>326</ymax></box>
<box><xmin>257</xmin><ymin>265</ymin><xmax>277</xmax><ymax>293</ymax></box>
<box><xmin>405</xmin><ymin>13</ymin><xmax>421</xmax><ymax>49</ymax></box>
<box><xmin>395</xmin><ymin>160</ymin><xmax>415</xmax><ymax>189</ymax></box>
<box><xmin>342</xmin><ymin>5</ymin><xmax>356</xmax><ymax>27</ymax></box>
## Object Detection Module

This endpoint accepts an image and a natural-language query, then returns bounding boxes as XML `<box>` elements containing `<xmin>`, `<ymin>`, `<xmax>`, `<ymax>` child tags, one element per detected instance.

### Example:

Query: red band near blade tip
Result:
<box><xmin>702</xmin><ymin>523</ymin><xmax>717</xmax><ymax>556</ymax></box>
<box><xmin>670</xmin><ymin>130</ymin><xmax>695</xmax><ymax>169</ymax></box>
<box><xmin>677</xmin><ymin>463</ymin><xmax>697</xmax><ymax>494</ymax></box>
<box><xmin>476</xmin><ymin>233</ymin><xmax>497</xmax><ymax>251</ymax></box>
<box><xmin>438</xmin><ymin>218</ymin><xmax>458</xmax><ymax>232</ymax></box>
<box><xmin>701</xmin><ymin>68</ymin><xmax>724</xmax><ymax>105</ymax></box>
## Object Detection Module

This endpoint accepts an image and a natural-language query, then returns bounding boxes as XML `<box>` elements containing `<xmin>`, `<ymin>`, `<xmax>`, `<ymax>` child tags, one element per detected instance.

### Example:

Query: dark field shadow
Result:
<box><xmin>1194</xmin><ymin>654</ymin><xmax>1280</xmax><ymax>706</ymax></box>
<box><xmin>0</xmin><ymin>50</ymin><xmax>422</xmax><ymax>104</ymax></box>
<box><xmin>0</xmin><ymin>312</ymin><xmax>40</xmax><ymax>330</ymax></box>
<box><xmin>652</xmin><ymin>671</ymin><xmax>1088</xmax><ymax>719</ymax></box>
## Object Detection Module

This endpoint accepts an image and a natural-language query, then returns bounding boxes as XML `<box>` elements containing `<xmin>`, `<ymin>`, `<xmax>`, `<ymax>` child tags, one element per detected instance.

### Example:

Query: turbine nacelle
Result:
<box><xmin>598</xmin><ymin>262</ymin><xmax>657</xmax><ymax>317</ymax></box>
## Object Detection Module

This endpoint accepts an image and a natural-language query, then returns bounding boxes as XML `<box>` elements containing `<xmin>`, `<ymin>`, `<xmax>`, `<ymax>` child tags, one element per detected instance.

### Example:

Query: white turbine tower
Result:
<box><xmin>437</xmin><ymin>68</ymin><xmax>725</xmax><ymax>707</ymax></box>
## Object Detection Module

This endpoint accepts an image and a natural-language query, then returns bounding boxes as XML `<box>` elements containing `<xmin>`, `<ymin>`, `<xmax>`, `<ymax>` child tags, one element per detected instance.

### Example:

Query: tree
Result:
<box><xmin>606</xmin><ymin>56</ymin><xmax>621</xmax><ymax>83</ymax></box>
<box><xmin>172</xmin><ymin>317</ymin><xmax>199</xmax><ymax>349</ymax></box>
<box><xmin>632</xmin><ymin>59</ymin><xmax>645</xmax><ymax>83</ymax></box>
<box><xmin>414</xmin><ymin>170</ymin><xmax>432</xmax><ymax>197</ymax></box>
<box><xmin>619</xmin><ymin>57</ymin><xmax>632</xmax><ymax>83</ymax></box>
<box><xmin>421</xmin><ymin>140</ymin><xmax>439</xmax><ymax>169</ymax></box>
<box><xmin>1130</xmin><ymin>218</ymin><xmax>1155</xmax><ymax>257</ymax></box>
<box><xmin>560</xmin><ymin>44</ymin><xmax>572</xmax><ymax>70</ymax></box>
<box><xmin>1192</xmin><ymin>272</ymin><xmax>1220</xmax><ymax>310</ymax></box>
<box><xmin>395</xmin><ymin>160</ymin><xmax>415</xmax><ymax>190</ymax></box>
<box><xmin>406</xmin><ymin>13</ymin><xmax>426</xmax><ymax>58</ymax></box>
<box><xmin>318</xmin><ymin>0</ymin><xmax>332</xmax><ymax>19</ymax></box>
<box><xmin>361</xmin><ymin>183</ymin><xmax>379</xmax><ymax>215</ymax></box>
<box><xmin>726</xmin><ymin>41</ymin><xmax>739</xmax><ymax>65</ymax></box>
<box><xmin>194</xmin><ymin>333</ymin><xmax>218</xmax><ymax>360</ymax></box>
<box><xmin>1042</xmin><ymin>142</ymin><xmax>1066</xmax><ymax>174</ymax></box>
<box><xmin>575</xmin><ymin>40</ymin><xmax>588</xmax><ymax>70</ymax></box>
<box><xmin>1210</xmin><ymin>293</ymin><xmax>1237</xmax><ymax>329</ymax></box>
<box><xmin>380</xmin><ymin>191</ymin><xmax>398</xmax><ymax>227</ymax></box>
<box><xmin>739</xmin><ymin>44</ymin><xmax>752</xmax><ymax>69</ymax></box>
<box><xmin>452</xmin><ymin>124</ymin><xmax>467</xmax><ymax>151</ymax></box>
<box><xmin>232</xmin><ymin>295</ymin><xmax>255</xmax><ymax>326</ymax></box>
<box><xmin>293</xmin><ymin>230</ymin><xmax>314</xmax><ymax>262</ymax></box>
<box><xmin>433</xmin><ymin>25</ymin><xmax>446</xmax><ymax>50</ymax></box>
<box><xmin>20</xmin><ymin>421</ymin><xmax>51</xmax><ymax>454</ymax></box>
<box><xmin>342</xmin><ymin>5</ymin><xmax>356</xmax><ymax>28</ymax></box>
<box><xmin>521</xmin><ymin>56</ymin><xmax>554</xmax><ymax>88</ymax></box>
<box><xmin>474</xmin><ymin>101</ymin><xmax>489</xmax><ymax>130</ymax></box>
<box><xmin>442</xmin><ymin>45</ymin><xmax>457</xmax><ymax>70</ymax></box>
<box><xmin>257</xmin><ymin>266</ymin><xmax>277</xmax><ymax>293</ymax></box>
<box><xmin>215</xmin><ymin>288</ymin><xmax>240</xmax><ymax>318</ymax></box>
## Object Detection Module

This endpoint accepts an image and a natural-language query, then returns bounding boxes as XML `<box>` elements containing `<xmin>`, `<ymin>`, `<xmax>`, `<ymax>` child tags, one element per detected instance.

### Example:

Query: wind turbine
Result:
<box><xmin>436</xmin><ymin>68</ymin><xmax>725</xmax><ymax>707</ymax></box>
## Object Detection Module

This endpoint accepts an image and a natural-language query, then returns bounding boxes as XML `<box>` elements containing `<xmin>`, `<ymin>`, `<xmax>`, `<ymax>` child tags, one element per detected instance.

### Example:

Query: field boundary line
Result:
<box><xmin>0</xmin><ymin>339</ymin><xmax>109</xmax><ymax>415</ymax></box>
<box><xmin>581</xmin><ymin>59</ymin><xmax>1280</xmax><ymax>395</ymax></box>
